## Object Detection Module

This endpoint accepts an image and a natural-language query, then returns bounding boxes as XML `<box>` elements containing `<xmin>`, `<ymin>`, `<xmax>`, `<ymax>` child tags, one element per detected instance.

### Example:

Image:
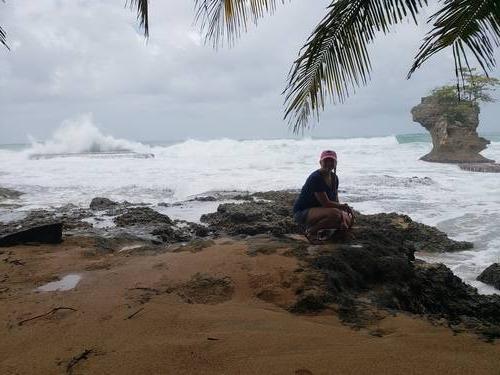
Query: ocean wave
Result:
<box><xmin>24</xmin><ymin>114</ymin><xmax>150</xmax><ymax>156</ymax></box>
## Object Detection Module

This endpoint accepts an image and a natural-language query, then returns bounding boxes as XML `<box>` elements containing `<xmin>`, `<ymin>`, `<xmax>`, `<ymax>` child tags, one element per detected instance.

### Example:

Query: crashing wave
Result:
<box><xmin>25</xmin><ymin>114</ymin><xmax>152</xmax><ymax>158</ymax></box>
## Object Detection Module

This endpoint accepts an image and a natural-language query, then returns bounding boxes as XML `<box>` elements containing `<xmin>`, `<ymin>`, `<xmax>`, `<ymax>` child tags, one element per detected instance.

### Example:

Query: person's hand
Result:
<box><xmin>339</xmin><ymin>203</ymin><xmax>351</xmax><ymax>212</ymax></box>
<box><xmin>340</xmin><ymin>204</ymin><xmax>355</xmax><ymax>221</ymax></box>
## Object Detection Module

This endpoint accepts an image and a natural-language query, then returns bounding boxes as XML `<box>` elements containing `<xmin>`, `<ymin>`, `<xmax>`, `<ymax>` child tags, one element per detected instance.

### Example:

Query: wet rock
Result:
<box><xmin>89</xmin><ymin>197</ymin><xmax>119</xmax><ymax>210</ymax></box>
<box><xmin>188</xmin><ymin>196</ymin><xmax>217</xmax><ymax>202</ymax></box>
<box><xmin>412</xmin><ymin>96</ymin><xmax>493</xmax><ymax>163</ymax></box>
<box><xmin>477</xmin><ymin>263</ymin><xmax>500</xmax><ymax>290</ymax></box>
<box><xmin>287</xmin><ymin>213</ymin><xmax>500</xmax><ymax>339</ymax></box>
<box><xmin>200</xmin><ymin>199</ymin><xmax>299</xmax><ymax>236</ymax></box>
<box><xmin>251</xmin><ymin>190</ymin><xmax>299</xmax><ymax>205</ymax></box>
<box><xmin>360</xmin><ymin>213</ymin><xmax>473</xmax><ymax>253</ymax></box>
<box><xmin>0</xmin><ymin>207</ymin><xmax>93</xmax><ymax>234</ymax></box>
<box><xmin>0</xmin><ymin>187</ymin><xmax>23</xmax><ymax>200</ymax></box>
<box><xmin>114</xmin><ymin>207</ymin><xmax>173</xmax><ymax>227</ymax></box>
<box><xmin>0</xmin><ymin>222</ymin><xmax>63</xmax><ymax>246</ymax></box>
<box><xmin>151</xmin><ymin>225</ymin><xmax>192</xmax><ymax>243</ymax></box>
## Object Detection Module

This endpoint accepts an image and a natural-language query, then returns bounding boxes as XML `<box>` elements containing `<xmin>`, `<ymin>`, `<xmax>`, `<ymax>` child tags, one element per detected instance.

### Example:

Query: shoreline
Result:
<box><xmin>1</xmin><ymin>191</ymin><xmax>500</xmax><ymax>373</ymax></box>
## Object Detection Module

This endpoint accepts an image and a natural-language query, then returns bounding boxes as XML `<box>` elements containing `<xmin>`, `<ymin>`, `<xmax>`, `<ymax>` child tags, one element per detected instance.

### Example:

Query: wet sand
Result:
<box><xmin>1</xmin><ymin>236</ymin><xmax>499</xmax><ymax>375</ymax></box>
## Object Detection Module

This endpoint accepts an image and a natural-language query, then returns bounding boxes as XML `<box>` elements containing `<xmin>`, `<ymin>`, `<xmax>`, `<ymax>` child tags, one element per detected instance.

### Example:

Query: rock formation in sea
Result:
<box><xmin>411</xmin><ymin>96</ymin><xmax>493</xmax><ymax>163</ymax></box>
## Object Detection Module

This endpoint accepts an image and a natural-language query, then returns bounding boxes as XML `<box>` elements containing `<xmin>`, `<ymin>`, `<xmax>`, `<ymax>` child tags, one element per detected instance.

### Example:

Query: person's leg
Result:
<box><xmin>306</xmin><ymin>207</ymin><xmax>345</xmax><ymax>235</ymax></box>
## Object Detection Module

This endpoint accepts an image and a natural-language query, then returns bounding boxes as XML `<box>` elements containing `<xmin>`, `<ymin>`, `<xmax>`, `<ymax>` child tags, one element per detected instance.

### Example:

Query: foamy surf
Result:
<box><xmin>1</xmin><ymin>121</ymin><xmax>500</xmax><ymax>294</ymax></box>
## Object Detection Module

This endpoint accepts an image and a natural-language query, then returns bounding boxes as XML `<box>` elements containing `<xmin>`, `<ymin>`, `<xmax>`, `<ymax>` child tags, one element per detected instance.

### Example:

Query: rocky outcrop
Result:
<box><xmin>113</xmin><ymin>207</ymin><xmax>173</xmax><ymax>227</ymax></box>
<box><xmin>200</xmin><ymin>192</ymin><xmax>472</xmax><ymax>253</ymax></box>
<box><xmin>90</xmin><ymin>197</ymin><xmax>119</xmax><ymax>210</ymax></box>
<box><xmin>199</xmin><ymin>191</ymin><xmax>500</xmax><ymax>339</ymax></box>
<box><xmin>411</xmin><ymin>96</ymin><xmax>493</xmax><ymax>163</ymax></box>
<box><xmin>477</xmin><ymin>263</ymin><xmax>500</xmax><ymax>290</ymax></box>
<box><xmin>200</xmin><ymin>200</ymin><xmax>298</xmax><ymax>236</ymax></box>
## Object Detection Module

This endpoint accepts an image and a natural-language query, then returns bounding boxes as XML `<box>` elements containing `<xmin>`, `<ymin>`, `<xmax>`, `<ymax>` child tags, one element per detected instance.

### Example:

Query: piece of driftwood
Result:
<box><xmin>0</xmin><ymin>222</ymin><xmax>63</xmax><ymax>247</ymax></box>
<box><xmin>17</xmin><ymin>306</ymin><xmax>77</xmax><ymax>326</ymax></box>
<box><xmin>66</xmin><ymin>349</ymin><xmax>95</xmax><ymax>375</ymax></box>
<box><xmin>125</xmin><ymin>307</ymin><xmax>145</xmax><ymax>320</ymax></box>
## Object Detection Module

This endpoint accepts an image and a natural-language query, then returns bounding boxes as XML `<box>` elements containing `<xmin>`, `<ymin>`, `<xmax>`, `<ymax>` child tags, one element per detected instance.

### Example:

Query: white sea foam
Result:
<box><xmin>1</xmin><ymin>124</ymin><xmax>500</xmax><ymax>293</ymax></box>
<box><xmin>25</xmin><ymin>114</ymin><xmax>149</xmax><ymax>156</ymax></box>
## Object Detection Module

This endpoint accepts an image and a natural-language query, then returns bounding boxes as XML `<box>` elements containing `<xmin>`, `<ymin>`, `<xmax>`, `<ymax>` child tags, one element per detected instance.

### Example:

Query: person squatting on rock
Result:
<box><xmin>293</xmin><ymin>150</ymin><xmax>354</xmax><ymax>243</ymax></box>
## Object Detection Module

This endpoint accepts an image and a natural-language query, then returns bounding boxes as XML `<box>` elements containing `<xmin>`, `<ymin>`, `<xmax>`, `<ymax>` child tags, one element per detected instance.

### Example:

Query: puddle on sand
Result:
<box><xmin>36</xmin><ymin>274</ymin><xmax>81</xmax><ymax>292</ymax></box>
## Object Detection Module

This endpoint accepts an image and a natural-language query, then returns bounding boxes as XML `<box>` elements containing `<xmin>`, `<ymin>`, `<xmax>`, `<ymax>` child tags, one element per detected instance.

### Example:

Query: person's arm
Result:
<box><xmin>314</xmin><ymin>191</ymin><xmax>348</xmax><ymax>209</ymax></box>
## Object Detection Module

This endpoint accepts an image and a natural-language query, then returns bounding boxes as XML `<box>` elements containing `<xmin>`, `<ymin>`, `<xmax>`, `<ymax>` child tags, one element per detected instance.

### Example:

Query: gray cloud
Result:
<box><xmin>1</xmin><ymin>0</ymin><xmax>499</xmax><ymax>143</ymax></box>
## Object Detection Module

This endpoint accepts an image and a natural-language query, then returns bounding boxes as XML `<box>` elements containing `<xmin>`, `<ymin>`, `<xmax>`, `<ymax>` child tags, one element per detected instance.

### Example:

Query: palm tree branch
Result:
<box><xmin>283</xmin><ymin>0</ymin><xmax>427</xmax><ymax>133</ymax></box>
<box><xmin>127</xmin><ymin>0</ymin><xmax>149</xmax><ymax>37</ymax></box>
<box><xmin>194</xmin><ymin>0</ymin><xmax>287</xmax><ymax>47</ymax></box>
<box><xmin>408</xmin><ymin>0</ymin><xmax>500</xmax><ymax>78</ymax></box>
<box><xmin>0</xmin><ymin>25</ymin><xmax>8</xmax><ymax>50</ymax></box>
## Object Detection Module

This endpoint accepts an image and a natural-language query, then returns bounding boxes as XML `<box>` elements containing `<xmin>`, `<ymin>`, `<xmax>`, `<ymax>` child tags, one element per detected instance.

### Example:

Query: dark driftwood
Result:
<box><xmin>18</xmin><ymin>307</ymin><xmax>77</xmax><ymax>326</ymax></box>
<box><xmin>66</xmin><ymin>349</ymin><xmax>95</xmax><ymax>375</ymax></box>
<box><xmin>125</xmin><ymin>307</ymin><xmax>145</xmax><ymax>320</ymax></box>
<box><xmin>0</xmin><ymin>222</ymin><xmax>63</xmax><ymax>247</ymax></box>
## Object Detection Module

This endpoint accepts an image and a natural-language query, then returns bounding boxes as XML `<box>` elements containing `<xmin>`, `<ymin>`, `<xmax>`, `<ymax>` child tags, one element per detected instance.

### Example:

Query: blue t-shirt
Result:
<box><xmin>293</xmin><ymin>170</ymin><xmax>339</xmax><ymax>213</ymax></box>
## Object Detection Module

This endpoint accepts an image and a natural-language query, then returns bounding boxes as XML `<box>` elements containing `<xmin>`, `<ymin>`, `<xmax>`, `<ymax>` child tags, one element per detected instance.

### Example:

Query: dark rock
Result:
<box><xmin>0</xmin><ymin>187</ymin><xmax>23</xmax><ymax>200</ymax></box>
<box><xmin>412</xmin><ymin>96</ymin><xmax>493</xmax><ymax>163</ymax></box>
<box><xmin>477</xmin><ymin>263</ymin><xmax>500</xmax><ymax>290</ymax></box>
<box><xmin>200</xmin><ymin>198</ymin><xmax>299</xmax><ymax>236</ymax></box>
<box><xmin>188</xmin><ymin>196</ymin><xmax>217</xmax><ymax>202</ymax></box>
<box><xmin>0</xmin><ymin>222</ymin><xmax>63</xmax><ymax>246</ymax></box>
<box><xmin>90</xmin><ymin>197</ymin><xmax>119</xmax><ymax>210</ymax></box>
<box><xmin>6</xmin><ymin>206</ymin><xmax>94</xmax><ymax>233</ymax></box>
<box><xmin>251</xmin><ymin>190</ymin><xmax>299</xmax><ymax>205</ymax></box>
<box><xmin>114</xmin><ymin>207</ymin><xmax>173</xmax><ymax>227</ymax></box>
<box><xmin>286</xmin><ymin>213</ymin><xmax>500</xmax><ymax>339</ymax></box>
<box><xmin>151</xmin><ymin>225</ymin><xmax>192</xmax><ymax>243</ymax></box>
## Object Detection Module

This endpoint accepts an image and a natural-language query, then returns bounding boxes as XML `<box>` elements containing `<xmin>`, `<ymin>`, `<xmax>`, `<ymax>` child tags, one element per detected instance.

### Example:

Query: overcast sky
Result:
<box><xmin>1</xmin><ymin>0</ymin><xmax>499</xmax><ymax>143</ymax></box>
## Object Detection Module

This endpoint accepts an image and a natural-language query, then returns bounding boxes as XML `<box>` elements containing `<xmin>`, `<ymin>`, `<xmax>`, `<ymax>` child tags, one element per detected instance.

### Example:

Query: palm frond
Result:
<box><xmin>409</xmin><ymin>0</ymin><xmax>500</xmax><ymax>85</ymax></box>
<box><xmin>0</xmin><ymin>25</ymin><xmax>8</xmax><ymax>50</ymax></box>
<box><xmin>283</xmin><ymin>0</ymin><xmax>427</xmax><ymax>133</ymax></box>
<box><xmin>194</xmin><ymin>0</ymin><xmax>286</xmax><ymax>47</ymax></box>
<box><xmin>1</xmin><ymin>0</ymin><xmax>9</xmax><ymax>50</ymax></box>
<box><xmin>283</xmin><ymin>0</ymin><xmax>429</xmax><ymax>133</ymax></box>
<box><xmin>128</xmin><ymin>0</ymin><xmax>149</xmax><ymax>37</ymax></box>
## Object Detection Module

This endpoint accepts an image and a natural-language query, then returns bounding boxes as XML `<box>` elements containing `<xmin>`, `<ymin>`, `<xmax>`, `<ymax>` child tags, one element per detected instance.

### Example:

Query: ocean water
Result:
<box><xmin>1</xmin><ymin>122</ymin><xmax>500</xmax><ymax>295</ymax></box>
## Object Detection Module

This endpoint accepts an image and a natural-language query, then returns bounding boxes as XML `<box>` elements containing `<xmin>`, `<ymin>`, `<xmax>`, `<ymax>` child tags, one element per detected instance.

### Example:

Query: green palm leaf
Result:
<box><xmin>0</xmin><ymin>25</ymin><xmax>8</xmax><ymax>50</ymax></box>
<box><xmin>283</xmin><ymin>0</ymin><xmax>427</xmax><ymax>133</ymax></box>
<box><xmin>127</xmin><ymin>0</ymin><xmax>150</xmax><ymax>37</ymax></box>
<box><xmin>409</xmin><ymin>0</ymin><xmax>500</xmax><ymax>87</ymax></box>
<box><xmin>194</xmin><ymin>0</ymin><xmax>286</xmax><ymax>47</ymax></box>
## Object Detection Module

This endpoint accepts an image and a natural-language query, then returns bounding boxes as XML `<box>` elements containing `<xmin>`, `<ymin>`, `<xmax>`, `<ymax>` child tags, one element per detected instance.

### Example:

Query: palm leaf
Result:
<box><xmin>409</xmin><ymin>0</ymin><xmax>500</xmax><ymax>86</ymax></box>
<box><xmin>1</xmin><ymin>0</ymin><xmax>9</xmax><ymax>50</ymax></box>
<box><xmin>283</xmin><ymin>0</ymin><xmax>427</xmax><ymax>133</ymax></box>
<box><xmin>0</xmin><ymin>25</ymin><xmax>8</xmax><ymax>50</ymax></box>
<box><xmin>194</xmin><ymin>0</ymin><xmax>286</xmax><ymax>47</ymax></box>
<box><xmin>127</xmin><ymin>0</ymin><xmax>149</xmax><ymax>37</ymax></box>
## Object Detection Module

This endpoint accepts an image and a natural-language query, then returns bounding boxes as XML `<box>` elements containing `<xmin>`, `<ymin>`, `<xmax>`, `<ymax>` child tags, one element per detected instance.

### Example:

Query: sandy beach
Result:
<box><xmin>2</xmin><ymin>235</ymin><xmax>499</xmax><ymax>375</ymax></box>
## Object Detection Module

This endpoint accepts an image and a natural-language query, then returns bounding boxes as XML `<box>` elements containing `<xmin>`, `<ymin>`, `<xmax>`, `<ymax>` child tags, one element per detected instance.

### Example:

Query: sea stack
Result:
<box><xmin>411</xmin><ymin>96</ymin><xmax>493</xmax><ymax>163</ymax></box>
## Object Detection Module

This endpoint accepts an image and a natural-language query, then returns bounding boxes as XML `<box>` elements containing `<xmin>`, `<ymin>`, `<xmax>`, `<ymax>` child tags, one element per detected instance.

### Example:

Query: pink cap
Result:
<box><xmin>320</xmin><ymin>150</ymin><xmax>337</xmax><ymax>161</ymax></box>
